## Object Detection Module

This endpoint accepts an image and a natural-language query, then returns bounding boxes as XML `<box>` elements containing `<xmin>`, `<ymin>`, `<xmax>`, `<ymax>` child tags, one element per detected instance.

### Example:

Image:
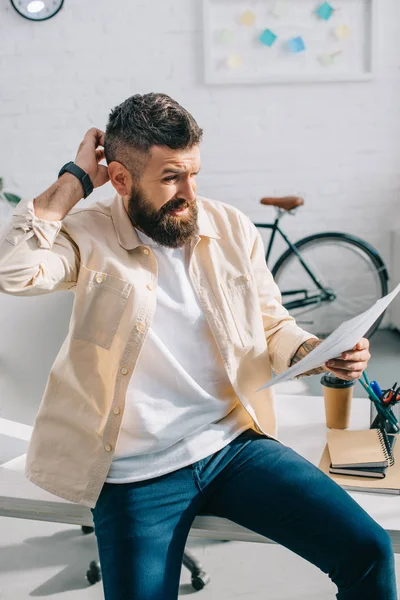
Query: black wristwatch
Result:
<box><xmin>58</xmin><ymin>161</ymin><xmax>94</xmax><ymax>199</ymax></box>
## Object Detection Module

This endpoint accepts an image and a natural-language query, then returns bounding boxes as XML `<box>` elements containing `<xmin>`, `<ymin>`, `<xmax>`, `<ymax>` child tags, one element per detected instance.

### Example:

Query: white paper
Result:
<box><xmin>271</xmin><ymin>0</ymin><xmax>290</xmax><ymax>18</ymax></box>
<box><xmin>257</xmin><ymin>282</ymin><xmax>400</xmax><ymax>391</ymax></box>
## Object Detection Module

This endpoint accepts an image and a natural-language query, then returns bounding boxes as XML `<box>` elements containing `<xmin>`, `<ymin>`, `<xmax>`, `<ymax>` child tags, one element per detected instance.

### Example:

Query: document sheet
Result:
<box><xmin>258</xmin><ymin>282</ymin><xmax>400</xmax><ymax>391</ymax></box>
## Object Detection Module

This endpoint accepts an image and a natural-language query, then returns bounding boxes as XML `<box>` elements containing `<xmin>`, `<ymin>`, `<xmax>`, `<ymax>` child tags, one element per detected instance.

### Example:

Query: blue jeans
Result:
<box><xmin>90</xmin><ymin>429</ymin><xmax>397</xmax><ymax>599</ymax></box>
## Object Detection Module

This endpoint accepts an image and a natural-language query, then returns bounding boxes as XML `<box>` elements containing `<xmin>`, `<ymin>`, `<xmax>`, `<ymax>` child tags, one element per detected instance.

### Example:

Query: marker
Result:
<box><xmin>370</xmin><ymin>380</ymin><xmax>383</xmax><ymax>400</ymax></box>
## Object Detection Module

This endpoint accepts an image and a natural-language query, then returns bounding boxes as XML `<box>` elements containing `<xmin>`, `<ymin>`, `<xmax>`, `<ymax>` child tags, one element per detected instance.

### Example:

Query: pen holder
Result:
<box><xmin>370</xmin><ymin>403</ymin><xmax>400</xmax><ymax>434</ymax></box>
<box><xmin>321</xmin><ymin>373</ymin><xmax>355</xmax><ymax>429</ymax></box>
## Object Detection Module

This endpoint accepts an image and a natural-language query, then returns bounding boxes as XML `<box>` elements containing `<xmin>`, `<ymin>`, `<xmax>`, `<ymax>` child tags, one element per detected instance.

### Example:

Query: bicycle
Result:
<box><xmin>254</xmin><ymin>196</ymin><xmax>389</xmax><ymax>338</ymax></box>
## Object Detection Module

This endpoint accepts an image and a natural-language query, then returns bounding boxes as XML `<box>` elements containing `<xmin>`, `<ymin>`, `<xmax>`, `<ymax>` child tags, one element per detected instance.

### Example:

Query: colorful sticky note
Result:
<box><xmin>259</xmin><ymin>29</ymin><xmax>278</xmax><ymax>47</ymax></box>
<box><xmin>317</xmin><ymin>2</ymin><xmax>334</xmax><ymax>21</ymax></box>
<box><xmin>271</xmin><ymin>0</ymin><xmax>290</xmax><ymax>19</ymax></box>
<box><xmin>318</xmin><ymin>54</ymin><xmax>334</xmax><ymax>67</ymax></box>
<box><xmin>318</xmin><ymin>54</ymin><xmax>333</xmax><ymax>67</ymax></box>
<box><xmin>334</xmin><ymin>24</ymin><xmax>351</xmax><ymax>40</ymax></box>
<box><xmin>287</xmin><ymin>36</ymin><xmax>306</xmax><ymax>54</ymax></box>
<box><xmin>217</xmin><ymin>29</ymin><xmax>234</xmax><ymax>44</ymax></box>
<box><xmin>240</xmin><ymin>9</ymin><xmax>256</xmax><ymax>27</ymax></box>
<box><xmin>318</xmin><ymin>51</ymin><xmax>342</xmax><ymax>66</ymax></box>
<box><xmin>227</xmin><ymin>54</ymin><xmax>243</xmax><ymax>69</ymax></box>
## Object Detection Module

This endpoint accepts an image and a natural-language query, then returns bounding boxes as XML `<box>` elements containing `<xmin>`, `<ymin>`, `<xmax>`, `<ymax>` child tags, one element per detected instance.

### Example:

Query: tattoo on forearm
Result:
<box><xmin>290</xmin><ymin>339</ymin><xmax>326</xmax><ymax>377</ymax></box>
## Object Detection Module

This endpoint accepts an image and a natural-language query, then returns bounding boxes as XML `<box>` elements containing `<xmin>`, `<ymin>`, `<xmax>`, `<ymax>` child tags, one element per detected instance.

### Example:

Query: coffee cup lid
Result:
<box><xmin>320</xmin><ymin>372</ymin><xmax>355</xmax><ymax>388</ymax></box>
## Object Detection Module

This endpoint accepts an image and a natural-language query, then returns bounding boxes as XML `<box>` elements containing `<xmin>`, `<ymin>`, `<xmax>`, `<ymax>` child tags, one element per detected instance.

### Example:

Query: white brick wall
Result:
<box><xmin>1</xmin><ymin>0</ymin><xmax>399</xmax><ymax>255</ymax></box>
<box><xmin>0</xmin><ymin>0</ymin><xmax>399</xmax><ymax>420</ymax></box>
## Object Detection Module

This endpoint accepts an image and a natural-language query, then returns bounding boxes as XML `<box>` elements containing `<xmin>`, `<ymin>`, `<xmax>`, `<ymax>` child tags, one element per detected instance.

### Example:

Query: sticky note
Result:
<box><xmin>227</xmin><ymin>54</ymin><xmax>243</xmax><ymax>69</ymax></box>
<box><xmin>259</xmin><ymin>29</ymin><xmax>277</xmax><ymax>47</ymax></box>
<box><xmin>217</xmin><ymin>29</ymin><xmax>234</xmax><ymax>44</ymax></box>
<box><xmin>271</xmin><ymin>0</ymin><xmax>290</xmax><ymax>19</ymax></box>
<box><xmin>318</xmin><ymin>51</ymin><xmax>342</xmax><ymax>66</ymax></box>
<box><xmin>287</xmin><ymin>36</ymin><xmax>306</xmax><ymax>53</ymax></box>
<box><xmin>334</xmin><ymin>24</ymin><xmax>350</xmax><ymax>40</ymax></box>
<box><xmin>318</xmin><ymin>54</ymin><xmax>334</xmax><ymax>67</ymax></box>
<box><xmin>317</xmin><ymin>2</ymin><xmax>334</xmax><ymax>21</ymax></box>
<box><xmin>240</xmin><ymin>10</ymin><xmax>256</xmax><ymax>27</ymax></box>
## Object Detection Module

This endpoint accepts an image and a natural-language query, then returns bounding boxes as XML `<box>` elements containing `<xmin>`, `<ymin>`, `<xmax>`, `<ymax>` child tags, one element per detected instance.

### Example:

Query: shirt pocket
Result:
<box><xmin>220</xmin><ymin>273</ymin><xmax>255</xmax><ymax>348</ymax></box>
<box><xmin>71</xmin><ymin>265</ymin><xmax>132</xmax><ymax>349</ymax></box>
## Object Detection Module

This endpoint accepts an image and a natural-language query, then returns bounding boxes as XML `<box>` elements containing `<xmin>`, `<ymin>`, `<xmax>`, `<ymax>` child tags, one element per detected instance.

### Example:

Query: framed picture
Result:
<box><xmin>203</xmin><ymin>0</ymin><xmax>377</xmax><ymax>84</ymax></box>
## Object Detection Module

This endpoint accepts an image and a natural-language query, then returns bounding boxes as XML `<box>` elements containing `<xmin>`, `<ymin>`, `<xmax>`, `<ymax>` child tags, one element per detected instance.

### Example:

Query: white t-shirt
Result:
<box><xmin>106</xmin><ymin>229</ymin><xmax>254</xmax><ymax>483</ymax></box>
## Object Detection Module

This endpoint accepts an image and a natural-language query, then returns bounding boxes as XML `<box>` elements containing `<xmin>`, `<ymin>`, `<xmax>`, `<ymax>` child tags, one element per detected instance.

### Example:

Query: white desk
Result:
<box><xmin>0</xmin><ymin>395</ymin><xmax>399</xmax><ymax>551</ymax></box>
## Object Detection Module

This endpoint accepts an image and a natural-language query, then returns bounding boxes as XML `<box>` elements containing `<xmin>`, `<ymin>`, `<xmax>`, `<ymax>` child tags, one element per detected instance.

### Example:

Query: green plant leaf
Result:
<box><xmin>4</xmin><ymin>192</ymin><xmax>21</xmax><ymax>205</ymax></box>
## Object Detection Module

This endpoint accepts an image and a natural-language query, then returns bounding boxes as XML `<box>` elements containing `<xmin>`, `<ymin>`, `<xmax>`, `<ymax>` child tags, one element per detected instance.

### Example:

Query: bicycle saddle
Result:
<box><xmin>260</xmin><ymin>196</ymin><xmax>304</xmax><ymax>211</ymax></box>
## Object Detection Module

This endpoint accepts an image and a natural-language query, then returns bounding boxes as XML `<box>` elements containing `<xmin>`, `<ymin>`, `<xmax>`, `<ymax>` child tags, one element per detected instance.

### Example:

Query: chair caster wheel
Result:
<box><xmin>191</xmin><ymin>571</ymin><xmax>210</xmax><ymax>591</ymax></box>
<box><xmin>86</xmin><ymin>560</ymin><xmax>101</xmax><ymax>585</ymax></box>
<box><xmin>81</xmin><ymin>525</ymin><xmax>94</xmax><ymax>535</ymax></box>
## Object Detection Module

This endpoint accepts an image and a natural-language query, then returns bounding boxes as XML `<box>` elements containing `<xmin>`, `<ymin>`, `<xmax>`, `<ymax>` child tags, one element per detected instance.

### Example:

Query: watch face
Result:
<box><xmin>10</xmin><ymin>0</ymin><xmax>64</xmax><ymax>21</ymax></box>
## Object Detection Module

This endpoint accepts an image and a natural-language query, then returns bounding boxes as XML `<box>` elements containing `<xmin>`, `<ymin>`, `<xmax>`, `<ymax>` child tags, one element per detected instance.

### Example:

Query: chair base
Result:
<box><xmin>82</xmin><ymin>526</ymin><xmax>211</xmax><ymax>591</ymax></box>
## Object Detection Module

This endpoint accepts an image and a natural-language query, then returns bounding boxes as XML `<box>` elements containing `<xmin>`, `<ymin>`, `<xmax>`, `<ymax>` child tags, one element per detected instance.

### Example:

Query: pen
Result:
<box><xmin>359</xmin><ymin>376</ymin><xmax>399</xmax><ymax>431</ymax></box>
<box><xmin>370</xmin><ymin>380</ymin><xmax>383</xmax><ymax>400</ymax></box>
<box><xmin>374</xmin><ymin>400</ymin><xmax>399</xmax><ymax>430</ymax></box>
<box><xmin>361</xmin><ymin>373</ymin><xmax>381</xmax><ymax>404</ymax></box>
<box><xmin>370</xmin><ymin>397</ymin><xmax>399</xmax><ymax>431</ymax></box>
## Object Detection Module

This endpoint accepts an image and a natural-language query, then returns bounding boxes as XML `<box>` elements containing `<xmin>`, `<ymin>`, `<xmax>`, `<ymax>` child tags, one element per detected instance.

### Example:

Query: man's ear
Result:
<box><xmin>108</xmin><ymin>162</ymin><xmax>133</xmax><ymax>196</ymax></box>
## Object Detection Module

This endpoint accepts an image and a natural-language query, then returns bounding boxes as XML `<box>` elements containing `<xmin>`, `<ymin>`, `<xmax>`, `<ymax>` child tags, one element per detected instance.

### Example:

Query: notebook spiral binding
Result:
<box><xmin>378</xmin><ymin>428</ymin><xmax>395</xmax><ymax>467</ymax></box>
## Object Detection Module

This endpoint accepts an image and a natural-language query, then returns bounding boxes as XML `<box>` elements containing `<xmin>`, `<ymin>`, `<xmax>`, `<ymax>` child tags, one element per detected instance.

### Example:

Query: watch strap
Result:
<box><xmin>58</xmin><ymin>161</ymin><xmax>94</xmax><ymax>199</ymax></box>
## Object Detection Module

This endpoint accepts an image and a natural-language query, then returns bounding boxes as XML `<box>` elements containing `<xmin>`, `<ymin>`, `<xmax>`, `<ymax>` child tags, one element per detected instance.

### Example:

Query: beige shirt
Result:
<box><xmin>0</xmin><ymin>194</ymin><xmax>312</xmax><ymax>509</ymax></box>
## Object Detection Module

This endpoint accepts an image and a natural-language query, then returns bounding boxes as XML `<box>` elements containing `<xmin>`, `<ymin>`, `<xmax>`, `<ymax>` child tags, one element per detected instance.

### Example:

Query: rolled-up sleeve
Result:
<box><xmin>246</xmin><ymin>218</ymin><xmax>316</xmax><ymax>374</ymax></box>
<box><xmin>0</xmin><ymin>199</ymin><xmax>79</xmax><ymax>295</ymax></box>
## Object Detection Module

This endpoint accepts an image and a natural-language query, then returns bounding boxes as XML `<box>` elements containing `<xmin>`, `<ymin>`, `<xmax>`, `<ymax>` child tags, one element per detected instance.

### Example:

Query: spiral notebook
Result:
<box><xmin>327</xmin><ymin>428</ymin><xmax>395</xmax><ymax>469</ymax></box>
<box><xmin>318</xmin><ymin>433</ymin><xmax>400</xmax><ymax>494</ymax></box>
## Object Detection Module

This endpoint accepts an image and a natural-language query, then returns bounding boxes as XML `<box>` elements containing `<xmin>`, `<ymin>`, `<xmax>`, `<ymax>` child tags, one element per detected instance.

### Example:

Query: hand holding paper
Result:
<box><xmin>257</xmin><ymin>282</ymin><xmax>400</xmax><ymax>391</ymax></box>
<box><xmin>326</xmin><ymin>337</ymin><xmax>370</xmax><ymax>380</ymax></box>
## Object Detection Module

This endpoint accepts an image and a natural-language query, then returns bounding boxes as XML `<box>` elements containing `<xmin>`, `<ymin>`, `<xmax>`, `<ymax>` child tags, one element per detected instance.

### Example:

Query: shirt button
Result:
<box><xmin>120</xmin><ymin>367</ymin><xmax>128</xmax><ymax>375</ymax></box>
<box><xmin>113</xmin><ymin>406</ymin><xmax>121</xmax><ymax>415</ymax></box>
<box><xmin>95</xmin><ymin>274</ymin><xmax>104</xmax><ymax>284</ymax></box>
<box><xmin>146</xmin><ymin>284</ymin><xmax>153</xmax><ymax>291</ymax></box>
<box><xmin>143</xmin><ymin>248</ymin><xmax>150</xmax><ymax>256</ymax></box>
<box><xmin>104</xmin><ymin>444</ymin><xmax>112</xmax><ymax>452</ymax></box>
<box><xmin>136</xmin><ymin>323</ymin><xmax>145</xmax><ymax>332</ymax></box>
<box><xmin>245</xmin><ymin>274</ymin><xmax>252</xmax><ymax>281</ymax></box>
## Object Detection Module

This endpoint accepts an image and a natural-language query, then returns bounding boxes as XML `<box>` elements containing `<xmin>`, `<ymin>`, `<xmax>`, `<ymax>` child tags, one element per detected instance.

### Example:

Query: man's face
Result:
<box><xmin>126</xmin><ymin>145</ymin><xmax>201</xmax><ymax>248</ymax></box>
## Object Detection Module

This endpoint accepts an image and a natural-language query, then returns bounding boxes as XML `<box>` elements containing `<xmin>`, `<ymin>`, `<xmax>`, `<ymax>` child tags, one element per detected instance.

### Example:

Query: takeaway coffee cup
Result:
<box><xmin>321</xmin><ymin>372</ymin><xmax>355</xmax><ymax>429</ymax></box>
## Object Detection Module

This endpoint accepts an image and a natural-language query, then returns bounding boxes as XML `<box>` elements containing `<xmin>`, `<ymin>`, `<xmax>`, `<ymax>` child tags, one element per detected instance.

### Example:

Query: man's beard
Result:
<box><xmin>127</xmin><ymin>185</ymin><xmax>199</xmax><ymax>248</ymax></box>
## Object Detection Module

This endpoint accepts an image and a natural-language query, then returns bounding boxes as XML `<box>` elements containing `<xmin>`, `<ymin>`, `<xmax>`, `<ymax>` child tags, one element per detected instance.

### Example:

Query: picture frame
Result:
<box><xmin>202</xmin><ymin>0</ymin><xmax>377</xmax><ymax>84</ymax></box>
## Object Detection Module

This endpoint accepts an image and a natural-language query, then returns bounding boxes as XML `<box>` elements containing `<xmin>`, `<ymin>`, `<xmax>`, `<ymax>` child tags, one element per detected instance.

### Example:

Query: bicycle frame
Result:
<box><xmin>254</xmin><ymin>209</ymin><xmax>334</xmax><ymax>311</ymax></box>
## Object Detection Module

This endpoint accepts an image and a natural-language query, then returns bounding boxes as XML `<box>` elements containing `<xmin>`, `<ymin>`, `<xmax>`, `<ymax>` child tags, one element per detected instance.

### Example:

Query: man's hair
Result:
<box><xmin>104</xmin><ymin>93</ymin><xmax>203</xmax><ymax>179</ymax></box>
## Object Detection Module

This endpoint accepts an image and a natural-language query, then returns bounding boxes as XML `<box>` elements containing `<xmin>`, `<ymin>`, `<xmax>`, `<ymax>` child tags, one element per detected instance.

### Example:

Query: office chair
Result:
<box><xmin>82</xmin><ymin>525</ymin><xmax>211</xmax><ymax>591</ymax></box>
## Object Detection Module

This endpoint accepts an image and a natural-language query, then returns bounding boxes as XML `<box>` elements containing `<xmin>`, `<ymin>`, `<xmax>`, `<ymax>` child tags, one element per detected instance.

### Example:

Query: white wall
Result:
<box><xmin>1</xmin><ymin>0</ymin><xmax>399</xmax><ymax>424</ymax></box>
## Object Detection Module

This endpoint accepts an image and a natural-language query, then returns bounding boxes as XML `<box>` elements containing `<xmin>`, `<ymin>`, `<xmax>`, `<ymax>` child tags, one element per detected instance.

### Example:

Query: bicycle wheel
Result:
<box><xmin>272</xmin><ymin>233</ymin><xmax>389</xmax><ymax>338</ymax></box>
